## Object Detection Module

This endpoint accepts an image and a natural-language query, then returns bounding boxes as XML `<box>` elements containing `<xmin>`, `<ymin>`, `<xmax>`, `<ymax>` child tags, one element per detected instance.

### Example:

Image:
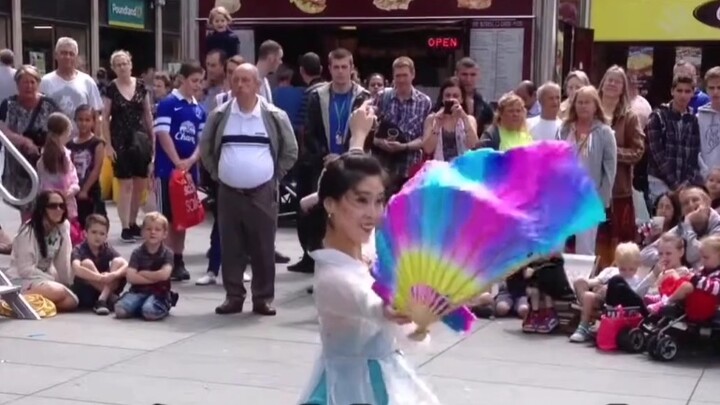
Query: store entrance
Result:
<box><xmin>99</xmin><ymin>27</ymin><xmax>154</xmax><ymax>76</ymax></box>
<box><xmin>255</xmin><ymin>22</ymin><xmax>466</xmax><ymax>94</ymax></box>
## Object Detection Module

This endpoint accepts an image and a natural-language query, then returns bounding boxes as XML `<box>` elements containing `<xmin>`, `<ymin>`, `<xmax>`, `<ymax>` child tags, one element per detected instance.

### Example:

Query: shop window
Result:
<box><xmin>0</xmin><ymin>16</ymin><xmax>8</xmax><ymax>49</ymax></box>
<box><xmin>0</xmin><ymin>0</ymin><xmax>9</xmax><ymax>14</ymax></box>
<box><xmin>162</xmin><ymin>33</ymin><xmax>180</xmax><ymax>69</ymax></box>
<box><xmin>22</xmin><ymin>22</ymin><xmax>53</xmax><ymax>74</ymax></box>
<box><xmin>22</xmin><ymin>0</ymin><xmax>90</xmax><ymax>23</ymax></box>
<box><xmin>163</xmin><ymin>0</ymin><xmax>180</xmax><ymax>34</ymax></box>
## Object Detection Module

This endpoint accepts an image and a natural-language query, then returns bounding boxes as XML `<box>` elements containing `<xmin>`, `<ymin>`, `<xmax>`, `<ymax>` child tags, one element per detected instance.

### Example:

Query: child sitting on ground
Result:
<box><xmin>645</xmin><ymin>233</ymin><xmax>690</xmax><ymax>305</ymax></box>
<box><xmin>524</xmin><ymin>253</ymin><xmax>574</xmax><ymax>334</ymax></box>
<box><xmin>569</xmin><ymin>242</ymin><xmax>661</xmax><ymax>343</ymax></box>
<box><xmin>648</xmin><ymin>235</ymin><xmax>720</xmax><ymax>321</ymax></box>
<box><xmin>70</xmin><ymin>214</ymin><xmax>128</xmax><ymax>315</ymax></box>
<box><xmin>471</xmin><ymin>269</ymin><xmax>529</xmax><ymax>319</ymax></box>
<box><xmin>115</xmin><ymin>213</ymin><xmax>178</xmax><ymax>321</ymax></box>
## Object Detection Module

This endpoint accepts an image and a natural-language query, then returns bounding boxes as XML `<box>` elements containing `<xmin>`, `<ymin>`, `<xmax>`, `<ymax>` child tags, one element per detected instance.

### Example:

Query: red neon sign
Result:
<box><xmin>427</xmin><ymin>36</ymin><xmax>460</xmax><ymax>50</ymax></box>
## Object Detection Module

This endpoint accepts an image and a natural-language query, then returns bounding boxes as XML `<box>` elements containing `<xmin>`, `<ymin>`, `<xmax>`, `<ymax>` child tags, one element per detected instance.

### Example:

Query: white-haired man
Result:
<box><xmin>527</xmin><ymin>81</ymin><xmax>562</xmax><ymax>141</ymax></box>
<box><xmin>200</xmin><ymin>63</ymin><xmax>298</xmax><ymax>316</ymax></box>
<box><xmin>40</xmin><ymin>37</ymin><xmax>102</xmax><ymax>135</ymax></box>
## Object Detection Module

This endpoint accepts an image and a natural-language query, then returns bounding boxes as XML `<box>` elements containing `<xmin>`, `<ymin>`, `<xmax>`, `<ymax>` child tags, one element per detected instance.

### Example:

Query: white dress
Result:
<box><xmin>298</xmin><ymin>248</ymin><xmax>441</xmax><ymax>405</ymax></box>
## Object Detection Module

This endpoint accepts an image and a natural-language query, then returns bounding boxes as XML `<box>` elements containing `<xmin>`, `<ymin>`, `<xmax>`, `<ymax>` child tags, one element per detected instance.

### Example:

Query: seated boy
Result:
<box><xmin>569</xmin><ymin>242</ymin><xmax>660</xmax><ymax>343</ymax></box>
<box><xmin>71</xmin><ymin>214</ymin><xmax>128</xmax><ymax>315</ymax></box>
<box><xmin>524</xmin><ymin>253</ymin><xmax>573</xmax><ymax>334</ymax></box>
<box><xmin>115</xmin><ymin>212</ymin><xmax>177</xmax><ymax>321</ymax></box>
<box><xmin>471</xmin><ymin>269</ymin><xmax>529</xmax><ymax>320</ymax></box>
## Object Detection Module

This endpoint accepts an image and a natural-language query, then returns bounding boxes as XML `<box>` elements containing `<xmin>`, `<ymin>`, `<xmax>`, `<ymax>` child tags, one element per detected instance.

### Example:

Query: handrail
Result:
<box><xmin>0</xmin><ymin>129</ymin><xmax>39</xmax><ymax>206</ymax></box>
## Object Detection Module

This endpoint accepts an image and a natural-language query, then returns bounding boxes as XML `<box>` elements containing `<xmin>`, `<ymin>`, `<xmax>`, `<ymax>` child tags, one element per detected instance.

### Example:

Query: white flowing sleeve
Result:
<box><xmin>315</xmin><ymin>272</ymin><xmax>384</xmax><ymax>321</ymax></box>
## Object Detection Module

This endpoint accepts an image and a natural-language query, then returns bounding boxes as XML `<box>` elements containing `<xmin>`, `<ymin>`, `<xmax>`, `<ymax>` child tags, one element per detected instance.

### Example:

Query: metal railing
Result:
<box><xmin>0</xmin><ymin>130</ymin><xmax>38</xmax><ymax>206</ymax></box>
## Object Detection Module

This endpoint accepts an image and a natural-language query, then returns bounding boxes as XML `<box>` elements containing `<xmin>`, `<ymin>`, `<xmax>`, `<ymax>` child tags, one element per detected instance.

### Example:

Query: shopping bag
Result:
<box><xmin>596</xmin><ymin>306</ymin><xmax>643</xmax><ymax>351</ymax></box>
<box><xmin>168</xmin><ymin>169</ymin><xmax>205</xmax><ymax>231</ymax></box>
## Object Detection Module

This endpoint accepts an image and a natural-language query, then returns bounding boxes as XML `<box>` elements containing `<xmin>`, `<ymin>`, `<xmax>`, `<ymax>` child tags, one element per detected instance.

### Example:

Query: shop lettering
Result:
<box><xmin>427</xmin><ymin>37</ymin><xmax>460</xmax><ymax>50</ymax></box>
<box><xmin>112</xmin><ymin>4</ymin><xmax>144</xmax><ymax>18</ymax></box>
<box><xmin>693</xmin><ymin>0</ymin><xmax>720</xmax><ymax>28</ymax></box>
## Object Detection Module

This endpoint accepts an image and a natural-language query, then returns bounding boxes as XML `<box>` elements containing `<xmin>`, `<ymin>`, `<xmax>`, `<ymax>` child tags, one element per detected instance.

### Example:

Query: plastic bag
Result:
<box><xmin>168</xmin><ymin>169</ymin><xmax>205</xmax><ymax>231</ymax></box>
<box><xmin>596</xmin><ymin>306</ymin><xmax>643</xmax><ymax>351</ymax></box>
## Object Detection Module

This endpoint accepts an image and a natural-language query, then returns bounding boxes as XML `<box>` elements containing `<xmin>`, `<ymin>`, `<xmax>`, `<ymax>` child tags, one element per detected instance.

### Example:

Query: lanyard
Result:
<box><xmin>333</xmin><ymin>94</ymin><xmax>350</xmax><ymax>138</ymax></box>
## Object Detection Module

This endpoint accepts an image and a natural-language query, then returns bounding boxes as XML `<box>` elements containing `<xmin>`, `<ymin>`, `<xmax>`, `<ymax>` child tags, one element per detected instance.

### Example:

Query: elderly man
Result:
<box><xmin>527</xmin><ymin>81</ymin><xmax>562</xmax><ymax>141</ymax></box>
<box><xmin>515</xmin><ymin>80</ymin><xmax>541</xmax><ymax>118</ymax></box>
<box><xmin>200</xmin><ymin>63</ymin><xmax>298</xmax><ymax>316</ymax></box>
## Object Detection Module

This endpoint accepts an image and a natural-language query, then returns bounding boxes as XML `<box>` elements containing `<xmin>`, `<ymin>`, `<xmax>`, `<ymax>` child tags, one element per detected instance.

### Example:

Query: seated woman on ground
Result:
<box><xmin>638</xmin><ymin>192</ymin><xmax>681</xmax><ymax>247</ymax></box>
<box><xmin>524</xmin><ymin>252</ymin><xmax>574</xmax><ymax>334</ymax></box>
<box><xmin>641</xmin><ymin>186</ymin><xmax>720</xmax><ymax>269</ymax></box>
<box><xmin>4</xmin><ymin>190</ymin><xmax>78</xmax><ymax>312</ymax></box>
<box><xmin>569</xmin><ymin>242</ymin><xmax>660</xmax><ymax>343</ymax></box>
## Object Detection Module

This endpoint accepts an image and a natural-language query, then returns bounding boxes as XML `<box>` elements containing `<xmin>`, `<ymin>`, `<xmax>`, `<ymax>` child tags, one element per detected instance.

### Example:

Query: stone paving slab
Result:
<box><xmin>0</xmin><ymin>205</ymin><xmax>718</xmax><ymax>404</ymax></box>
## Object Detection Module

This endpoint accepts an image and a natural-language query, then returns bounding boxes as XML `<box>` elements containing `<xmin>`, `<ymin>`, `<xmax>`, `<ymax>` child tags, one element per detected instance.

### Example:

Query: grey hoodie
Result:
<box><xmin>641</xmin><ymin>209</ymin><xmax>720</xmax><ymax>268</ymax></box>
<box><xmin>697</xmin><ymin>103</ymin><xmax>720</xmax><ymax>178</ymax></box>
<box><xmin>557</xmin><ymin>120</ymin><xmax>617</xmax><ymax>207</ymax></box>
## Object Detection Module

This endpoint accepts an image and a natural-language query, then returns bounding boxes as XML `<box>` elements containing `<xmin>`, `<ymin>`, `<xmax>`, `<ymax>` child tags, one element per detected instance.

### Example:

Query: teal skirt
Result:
<box><xmin>304</xmin><ymin>360</ymin><xmax>389</xmax><ymax>405</ymax></box>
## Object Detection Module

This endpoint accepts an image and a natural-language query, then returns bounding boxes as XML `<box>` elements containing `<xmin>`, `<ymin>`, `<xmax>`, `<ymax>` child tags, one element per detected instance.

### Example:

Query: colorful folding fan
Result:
<box><xmin>371</xmin><ymin>141</ymin><xmax>606</xmax><ymax>339</ymax></box>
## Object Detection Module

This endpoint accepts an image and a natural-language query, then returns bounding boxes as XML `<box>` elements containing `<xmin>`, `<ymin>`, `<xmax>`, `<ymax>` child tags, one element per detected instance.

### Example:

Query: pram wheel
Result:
<box><xmin>654</xmin><ymin>336</ymin><xmax>679</xmax><ymax>361</ymax></box>
<box><xmin>646</xmin><ymin>335</ymin><xmax>659</xmax><ymax>357</ymax></box>
<box><xmin>620</xmin><ymin>328</ymin><xmax>645</xmax><ymax>353</ymax></box>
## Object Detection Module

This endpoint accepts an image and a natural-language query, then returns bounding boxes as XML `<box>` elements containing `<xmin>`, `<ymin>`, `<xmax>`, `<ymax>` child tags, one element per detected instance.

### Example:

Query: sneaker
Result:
<box><xmin>569</xmin><ymin>324</ymin><xmax>592</xmax><ymax>342</ymax></box>
<box><xmin>537</xmin><ymin>310</ymin><xmax>559</xmax><ymax>334</ymax></box>
<box><xmin>129</xmin><ymin>224</ymin><xmax>143</xmax><ymax>240</ymax></box>
<box><xmin>120</xmin><ymin>228</ymin><xmax>135</xmax><ymax>243</ymax></box>
<box><xmin>243</xmin><ymin>271</ymin><xmax>252</xmax><ymax>282</ymax></box>
<box><xmin>196</xmin><ymin>272</ymin><xmax>217</xmax><ymax>285</ymax></box>
<box><xmin>93</xmin><ymin>300</ymin><xmax>111</xmax><ymax>316</ymax></box>
<box><xmin>522</xmin><ymin>311</ymin><xmax>538</xmax><ymax>333</ymax></box>
<box><xmin>171</xmin><ymin>263</ymin><xmax>191</xmax><ymax>281</ymax></box>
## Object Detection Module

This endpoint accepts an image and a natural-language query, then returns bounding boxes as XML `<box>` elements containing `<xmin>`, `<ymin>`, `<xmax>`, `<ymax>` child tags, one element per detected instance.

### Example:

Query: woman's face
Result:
<box><xmin>601</xmin><ymin>72</ymin><xmax>625</xmax><ymax>99</ymax></box>
<box><xmin>153</xmin><ymin>79</ymin><xmax>168</xmax><ymax>99</ymax></box>
<box><xmin>707</xmin><ymin>170</ymin><xmax>720</xmax><ymax>198</ymax></box>
<box><xmin>565</xmin><ymin>77</ymin><xmax>583</xmax><ymax>100</ymax></box>
<box><xmin>327</xmin><ymin>175</ymin><xmax>385</xmax><ymax>245</ymax></box>
<box><xmin>442</xmin><ymin>85</ymin><xmax>462</xmax><ymax>104</ymax></box>
<box><xmin>658</xmin><ymin>241</ymin><xmax>683</xmax><ymax>269</ymax></box>
<box><xmin>368</xmin><ymin>76</ymin><xmax>384</xmax><ymax>95</ymax></box>
<box><xmin>574</xmin><ymin>92</ymin><xmax>596</xmax><ymax>120</ymax></box>
<box><xmin>44</xmin><ymin>193</ymin><xmax>66</xmax><ymax>225</ymax></box>
<box><xmin>500</xmin><ymin>102</ymin><xmax>525</xmax><ymax>130</ymax></box>
<box><xmin>656</xmin><ymin>195</ymin><xmax>675</xmax><ymax>223</ymax></box>
<box><xmin>17</xmin><ymin>74</ymin><xmax>39</xmax><ymax>97</ymax></box>
<box><xmin>112</xmin><ymin>55</ymin><xmax>132</xmax><ymax>78</ymax></box>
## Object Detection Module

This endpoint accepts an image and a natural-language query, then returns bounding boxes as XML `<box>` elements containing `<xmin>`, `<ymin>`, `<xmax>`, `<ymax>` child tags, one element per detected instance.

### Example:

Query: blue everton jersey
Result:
<box><xmin>153</xmin><ymin>89</ymin><xmax>206</xmax><ymax>180</ymax></box>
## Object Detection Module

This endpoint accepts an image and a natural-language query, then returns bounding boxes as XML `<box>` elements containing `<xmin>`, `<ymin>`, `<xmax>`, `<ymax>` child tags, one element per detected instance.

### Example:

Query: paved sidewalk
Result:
<box><xmin>0</xmin><ymin>205</ymin><xmax>718</xmax><ymax>405</ymax></box>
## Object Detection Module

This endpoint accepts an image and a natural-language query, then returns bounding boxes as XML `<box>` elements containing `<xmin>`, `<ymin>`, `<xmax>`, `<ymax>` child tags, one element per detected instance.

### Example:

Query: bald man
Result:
<box><xmin>200</xmin><ymin>63</ymin><xmax>298</xmax><ymax>316</ymax></box>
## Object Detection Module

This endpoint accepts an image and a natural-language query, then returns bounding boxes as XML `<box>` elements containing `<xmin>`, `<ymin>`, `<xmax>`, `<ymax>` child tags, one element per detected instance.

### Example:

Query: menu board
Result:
<box><xmin>469</xmin><ymin>20</ymin><xmax>525</xmax><ymax>101</ymax></box>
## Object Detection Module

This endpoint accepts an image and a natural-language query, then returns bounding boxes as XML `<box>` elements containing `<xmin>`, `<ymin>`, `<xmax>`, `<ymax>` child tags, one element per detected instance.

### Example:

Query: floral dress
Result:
<box><xmin>0</xmin><ymin>95</ymin><xmax>59</xmax><ymax>211</ymax></box>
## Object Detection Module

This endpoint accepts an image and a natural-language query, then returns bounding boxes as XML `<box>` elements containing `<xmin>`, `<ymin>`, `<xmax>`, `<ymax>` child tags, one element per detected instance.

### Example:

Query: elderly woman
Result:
<box><xmin>478</xmin><ymin>92</ymin><xmax>533</xmax><ymax>151</ymax></box>
<box><xmin>0</xmin><ymin>65</ymin><xmax>60</xmax><ymax>220</ymax></box>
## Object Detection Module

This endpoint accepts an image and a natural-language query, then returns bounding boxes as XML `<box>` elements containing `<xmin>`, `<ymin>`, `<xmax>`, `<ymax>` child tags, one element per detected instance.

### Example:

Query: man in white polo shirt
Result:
<box><xmin>200</xmin><ymin>63</ymin><xmax>298</xmax><ymax>316</ymax></box>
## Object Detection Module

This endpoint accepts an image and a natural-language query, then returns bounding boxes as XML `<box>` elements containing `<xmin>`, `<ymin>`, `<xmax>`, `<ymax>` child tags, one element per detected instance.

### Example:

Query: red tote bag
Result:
<box><xmin>168</xmin><ymin>169</ymin><xmax>205</xmax><ymax>231</ymax></box>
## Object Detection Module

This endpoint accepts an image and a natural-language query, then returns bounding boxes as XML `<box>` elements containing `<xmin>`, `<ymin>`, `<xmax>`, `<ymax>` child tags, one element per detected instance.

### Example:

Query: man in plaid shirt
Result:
<box><xmin>372</xmin><ymin>56</ymin><xmax>432</xmax><ymax>194</ymax></box>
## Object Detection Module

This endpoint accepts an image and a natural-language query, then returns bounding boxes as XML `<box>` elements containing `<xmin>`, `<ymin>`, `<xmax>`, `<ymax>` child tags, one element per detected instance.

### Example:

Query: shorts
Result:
<box><xmin>112</xmin><ymin>145</ymin><xmax>150</xmax><ymax>179</ymax></box>
<box><xmin>495</xmin><ymin>292</ymin><xmax>528</xmax><ymax>314</ymax></box>
<box><xmin>71</xmin><ymin>278</ymin><xmax>126</xmax><ymax>309</ymax></box>
<box><xmin>154</xmin><ymin>177</ymin><xmax>173</xmax><ymax>223</ymax></box>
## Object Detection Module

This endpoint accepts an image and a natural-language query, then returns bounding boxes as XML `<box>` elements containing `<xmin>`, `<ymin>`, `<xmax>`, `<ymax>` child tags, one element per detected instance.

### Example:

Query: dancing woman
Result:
<box><xmin>298</xmin><ymin>101</ymin><xmax>441</xmax><ymax>405</ymax></box>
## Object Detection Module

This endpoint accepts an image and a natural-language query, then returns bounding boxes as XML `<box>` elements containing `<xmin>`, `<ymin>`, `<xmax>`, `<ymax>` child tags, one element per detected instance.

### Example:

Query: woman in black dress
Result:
<box><xmin>101</xmin><ymin>50</ymin><xmax>154</xmax><ymax>243</ymax></box>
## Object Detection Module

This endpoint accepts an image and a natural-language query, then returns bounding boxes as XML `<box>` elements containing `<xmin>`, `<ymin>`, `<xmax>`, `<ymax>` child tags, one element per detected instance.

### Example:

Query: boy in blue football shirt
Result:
<box><xmin>153</xmin><ymin>61</ymin><xmax>207</xmax><ymax>281</ymax></box>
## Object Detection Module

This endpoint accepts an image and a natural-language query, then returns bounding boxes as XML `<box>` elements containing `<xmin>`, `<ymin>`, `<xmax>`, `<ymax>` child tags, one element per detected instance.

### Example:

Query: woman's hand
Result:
<box><xmin>383</xmin><ymin>305</ymin><xmax>412</xmax><ymax>325</ymax></box>
<box><xmin>451</xmin><ymin>101</ymin><xmax>467</xmax><ymax>120</ymax></box>
<box><xmin>19</xmin><ymin>137</ymin><xmax>39</xmax><ymax>157</ymax></box>
<box><xmin>105</xmin><ymin>144</ymin><xmax>117</xmax><ymax>161</ymax></box>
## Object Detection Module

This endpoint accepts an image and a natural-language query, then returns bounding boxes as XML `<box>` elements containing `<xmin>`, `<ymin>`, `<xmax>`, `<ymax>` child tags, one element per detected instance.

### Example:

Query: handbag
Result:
<box><xmin>168</xmin><ymin>169</ymin><xmax>205</xmax><ymax>231</ymax></box>
<box><xmin>131</xmin><ymin>130</ymin><xmax>153</xmax><ymax>166</ymax></box>
<box><xmin>596</xmin><ymin>305</ymin><xmax>643</xmax><ymax>351</ymax></box>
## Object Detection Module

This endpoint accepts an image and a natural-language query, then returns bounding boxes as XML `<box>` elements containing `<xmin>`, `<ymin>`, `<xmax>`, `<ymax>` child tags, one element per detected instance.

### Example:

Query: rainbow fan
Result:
<box><xmin>371</xmin><ymin>141</ymin><xmax>606</xmax><ymax>339</ymax></box>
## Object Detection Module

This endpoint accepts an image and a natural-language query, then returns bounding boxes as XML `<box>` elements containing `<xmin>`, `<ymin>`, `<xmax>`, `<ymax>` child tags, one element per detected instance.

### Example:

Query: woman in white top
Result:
<box><xmin>298</xmin><ymin>102</ymin><xmax>440</xmax><ymax>405</ymax></box>
<box><xmin>421</xmin><ymin>76</ymin><xmax>478</xmax><ymax>162</ymax></box>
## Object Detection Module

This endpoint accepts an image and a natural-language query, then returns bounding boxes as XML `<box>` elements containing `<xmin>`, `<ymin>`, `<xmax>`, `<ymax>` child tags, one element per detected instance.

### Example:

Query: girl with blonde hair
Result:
<box><xmin>477</xmin><ymin>92</ymin><xmax>532</xmax><ymax>151</ymax></box>
<box><xmin>557</xmin><ymin>85</ymin><xmax>617</xmax><ymax>255</ymax></box>
<box><xmin>597</xmin><ymin>65</ymin><xmax>646</xmax><ymax>268</ymax></box>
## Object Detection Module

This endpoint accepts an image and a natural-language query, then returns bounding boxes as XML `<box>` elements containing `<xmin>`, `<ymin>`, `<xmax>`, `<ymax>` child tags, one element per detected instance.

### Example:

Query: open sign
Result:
<box><xmin>427</xmin><ymin>36</ymin><xmax>461</xmax><ymax>50</ymax></box>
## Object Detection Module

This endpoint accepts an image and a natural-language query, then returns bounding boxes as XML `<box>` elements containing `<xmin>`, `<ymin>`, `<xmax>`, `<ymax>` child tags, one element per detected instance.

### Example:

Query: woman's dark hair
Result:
<box><xmin>74</xmin><ymin>104</ymin><xmax>93</xmax><ymax>120</ymax></box>
<box><xmin>655</xmin><ymin>192</ymin><xmax>681</xmax><ymax>231</ymax></box>
<box><xmin>434</xmin><ymin>76</ymin><xmax>468</xmax><ymax>113</ymax></box>
<box><xmin>42</xmin><ymin>112</ymin><xmax>72</xmax><ymax>174</ymax></box>
<box><xmin>309</xmin><ymin>153</ymin><xmax>387</xmax><ymax>240</ymax></box>
<box><xmin>26</xmin><ymin>190</ymin><xmax>67</xmax><ymax>258</ymax></box>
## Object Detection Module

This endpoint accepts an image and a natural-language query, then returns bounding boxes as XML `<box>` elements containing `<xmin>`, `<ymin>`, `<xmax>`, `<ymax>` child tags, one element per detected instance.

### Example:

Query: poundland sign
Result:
<box><xmin>109</xmin><ymin>0</ymin><xmax>145</xmax><ymax>29</ymax></box>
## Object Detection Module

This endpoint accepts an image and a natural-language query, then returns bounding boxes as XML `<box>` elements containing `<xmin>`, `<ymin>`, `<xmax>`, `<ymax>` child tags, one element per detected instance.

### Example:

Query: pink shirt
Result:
<box><xmin>37</xmin><ymin>148</ymin><xmax>80</xmax><ymax>218</ymax></box>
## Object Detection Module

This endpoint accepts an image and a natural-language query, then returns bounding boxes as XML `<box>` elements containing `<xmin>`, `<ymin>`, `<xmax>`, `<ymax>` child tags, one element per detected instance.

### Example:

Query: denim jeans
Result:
<box><xmin>115</xmin><ymin>292</ymin><xmax>171</xmax><ymax>321</ymax></box>
<box><xmin>208</xmin><ymin>218</ymin><xmax>221</xmax><ymax>275</ymax></box>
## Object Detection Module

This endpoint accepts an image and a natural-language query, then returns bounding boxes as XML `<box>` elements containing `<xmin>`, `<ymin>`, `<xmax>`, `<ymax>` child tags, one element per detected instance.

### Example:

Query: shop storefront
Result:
<box><xmin>99</xmin><ymin>0</ymin><xmax>155</xmax><ymax>74</ymax></box>
<box><xmin>196</xmin><ymin>0</ymin><xmax>536</xmax><ymax>102</ymax></box>
<box><xmin>591</xmin><ymin>0</ymin><xmax>720</xmax><ymax>106</ymax></box>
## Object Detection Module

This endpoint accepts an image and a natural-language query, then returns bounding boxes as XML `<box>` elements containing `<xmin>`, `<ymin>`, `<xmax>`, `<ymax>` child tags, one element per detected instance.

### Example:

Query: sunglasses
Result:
<box><xmin>46</xmin><ymin>202</ymin><xmax>66</xmax><ymax>211</ymax></box>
